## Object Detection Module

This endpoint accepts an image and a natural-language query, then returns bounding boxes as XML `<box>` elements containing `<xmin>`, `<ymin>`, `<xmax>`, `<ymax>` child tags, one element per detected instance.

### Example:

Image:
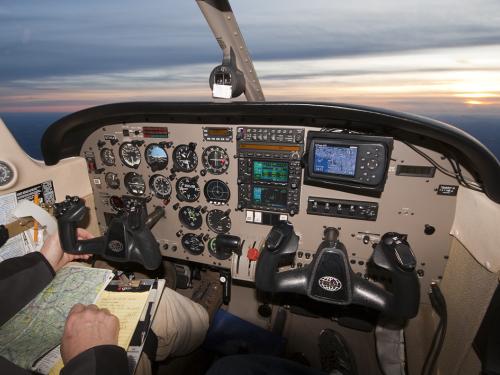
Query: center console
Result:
<box><xmin>236</xmin><ymin>127</ymin><xmax>305</xmax><ymax>215</ymax></box>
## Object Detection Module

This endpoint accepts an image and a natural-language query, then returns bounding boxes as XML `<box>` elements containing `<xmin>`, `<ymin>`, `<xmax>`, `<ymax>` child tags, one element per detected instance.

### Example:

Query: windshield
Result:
<box><xmin>1</xmin><ymin>0</ymin><xmax>499</xmax><ymax>159</ymax></box>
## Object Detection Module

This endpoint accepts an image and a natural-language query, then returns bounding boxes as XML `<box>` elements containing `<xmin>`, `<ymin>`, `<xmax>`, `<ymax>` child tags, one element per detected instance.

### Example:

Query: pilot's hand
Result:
<box><xmin>61</xmin><ymin>303</ymin><xmax>120</xmax><ymax>364</ymax></box>
<box><xmin>40</xmin><ymin>228</ymin><xmax>93</xmax><ymax>272</ymax></box>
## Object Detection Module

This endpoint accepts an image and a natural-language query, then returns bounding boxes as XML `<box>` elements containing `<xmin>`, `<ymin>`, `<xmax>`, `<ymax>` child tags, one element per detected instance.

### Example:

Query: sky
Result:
<box><xmin>1</xmin><ymin>0</ymin><xmax>500</xmax><ymax>120</ymax></box>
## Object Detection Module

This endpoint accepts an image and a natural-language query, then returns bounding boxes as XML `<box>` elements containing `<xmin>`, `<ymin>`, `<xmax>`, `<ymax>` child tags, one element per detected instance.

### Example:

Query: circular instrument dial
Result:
<box><xmin>145</xmin><ymin>144</ymin><xmax>168</xmax><ymax>171</ymax></box>
<box><xmin>204</xmin><ymin>179</ymin><xmax>230</xmax><ymax>204</ymax></box>
<box><xmin>149</xmin><ymin>174</ymin><xmax>172</xmax><ymax>199</ymax></box>
<box><xmin>202</xmin><ymin>146</ymin><xmax>229</xmax><ymax>174</ymax></box>
<box><xmin>119</xmin><ymin>142</ymin><xmax>141</xmax><ymax>168</ymax></box>
<box><xmin>207</xmin><ymin>238</ymin><xmax>232</xmax><ymax>260</ymax></box>
<box><xmin>105</xmin><ymin>172</ymin><xmax>120</xmax><ymax>189</ymax></box>
<box><xmin>124</xmin><ymin>172</ymin><xmax>146</xmax><ymax>195</ymax></box>
<box><xmin>109</xmin><ymin>196</ymin><xmax>124</xmax><ymax>211</ymax></box>
<box><xmin>178</xmin><ymin>206</ymin><xmax>202</xmax><ymax>230</ymax></box>
<box><xmin>100</xmin><ymin>148</ymin><xmax>116</xmax><ymax>166</ymax></box>
<box><xmin>206</xmin><ymin>209</ymin><xmax>231</xmax><ymax>234</ymax></box>
<box><xmin>176</xmin><ymin>177</ymin><xmax>200</xmax><ymax>202</ymax></box>
<box><xmin>173</xmin><ymin>144</ymin><xmax>198</xmax><ymax>172</ymax></box>
<box><xmin>0</xmin><ymin>161</ymin><xmax>15</xmax><ymax>187</ymax></box>
<box><xmin>181</xmin><ymin>233</ymin><xmax>204</xmax><ymax>255</ymax></box>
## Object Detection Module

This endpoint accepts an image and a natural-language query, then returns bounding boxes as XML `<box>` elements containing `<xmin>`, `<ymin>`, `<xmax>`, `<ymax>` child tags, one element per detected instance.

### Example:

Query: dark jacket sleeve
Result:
<box><xmin>60</xmin><ymin>345</ymin><xmax>130</xmax><ymax>375</ymax></box>
<box><xmin>0</xmin><ymin>252</ymin><xmax>55</xmax><ymax>325</ymax></box>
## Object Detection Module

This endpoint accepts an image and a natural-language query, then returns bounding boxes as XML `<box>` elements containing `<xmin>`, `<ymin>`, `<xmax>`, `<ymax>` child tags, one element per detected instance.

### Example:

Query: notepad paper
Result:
<box><xmin>96</xmin><ymin>290</ymin><xmax>150</xmax><ymax>350</ymax></box>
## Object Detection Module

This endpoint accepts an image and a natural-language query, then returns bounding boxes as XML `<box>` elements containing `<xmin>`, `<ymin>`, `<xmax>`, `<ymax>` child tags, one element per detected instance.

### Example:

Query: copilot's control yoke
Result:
<box><xmin>255</xmin><ymin>222</ymin><xmax>420</xmax><ymax>319</ymax></box>
<box><xmin>54</xmin><ymin>196</ymin><xmax>163</xmax><ymax>270</ymax></box>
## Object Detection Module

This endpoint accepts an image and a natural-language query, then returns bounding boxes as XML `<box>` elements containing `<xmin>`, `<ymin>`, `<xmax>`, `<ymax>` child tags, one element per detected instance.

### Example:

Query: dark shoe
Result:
<box><xmin>192</xmin><ymin>280</ymin><xmax>223</xmax><ymax>323</ymax></box>
<box><xmin>318</xmin><ymin>329</ymin><xmax>358</xmax><ymax>375</ymax></box>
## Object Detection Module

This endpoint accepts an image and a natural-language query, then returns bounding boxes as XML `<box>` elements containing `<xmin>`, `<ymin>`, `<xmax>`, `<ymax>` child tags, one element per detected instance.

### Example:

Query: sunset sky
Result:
<box><xmin>1</xmin><ymin>0</ymin><xmax>499</xmax><ymax>119</ymax></box>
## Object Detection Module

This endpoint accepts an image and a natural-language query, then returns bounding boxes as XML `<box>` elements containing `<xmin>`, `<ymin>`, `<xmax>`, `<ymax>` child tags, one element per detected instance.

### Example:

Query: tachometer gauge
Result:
<box><xmin>124</xmin><ymin>172</ymin><xmax>146</xmax><ymax>195</ymax></box>
<box><xmin>149</xmin><ymin>174</ymin><xmax>172</xmax><ymax>199</ymax></box>
<box><xmin>105</xmin><ymin>172</ymin><xmax>120</xmax><ymax>189</ymax></box>
<box><xmin>206</xmin><ymin>209</ymin><xmax>231</xmax><ymax>234</ymax></box>
<box><xmin>100</xmin><ymin>148</ymin><xmax>116</xmax><ymax>166</ymax></box>
<box><xmin>119</xmin><ymin>142</ymin><xmax>141</xmax><ymax>168</ymax></box>
<box><xmin>204</xmin><ymin>179</ymin><xmax>230</xmax><ymax>204</ymax></box>
<box><xmin>145</xmin><ymin>144</ymin><xmax>168</xmax><ymax>171</ymax></box>
<box><xmin>173</xmin><ymin>143</ymin><xmax>198</xmax><ymax>172</ymax></box>
<box><xmin>178</xmin><ymin>206</ymin><xmax>203</xmax><ymax>230</ymax></box>
<box><xmin>181</xmin><ymin>233</ymin><xmax>204</xmax><ymax>255</ymax></box>
<box><xmin>202</xmin><ymin>146</ymin><xmax>229</xmax><ymax>174</ymax></box>
<box><xmin>0</xmin><ymin>161</ymin><xmax>15</xmax><ymax>187</ymax></box>
<box><xmin>176</xmin><ymin>176</ymin><xmax>200</xmax><ymax>202</ymax></box>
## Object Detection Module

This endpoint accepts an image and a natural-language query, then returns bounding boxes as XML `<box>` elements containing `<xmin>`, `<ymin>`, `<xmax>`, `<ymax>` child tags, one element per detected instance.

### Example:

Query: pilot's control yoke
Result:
<box><xmin>54</xmin><ymin>196</ymin><xmax>163</xmax><ymax>270</ymax></box>
<box><xmin>255</xmin><ymin>222</ymin><xmax>420</xmax><ymax>319</ymax></box>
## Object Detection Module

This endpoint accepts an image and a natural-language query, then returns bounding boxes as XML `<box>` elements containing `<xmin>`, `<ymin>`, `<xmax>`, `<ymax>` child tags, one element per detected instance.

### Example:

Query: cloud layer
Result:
<box><xmin>1</xmin><ymin>0</ymin><xmax>500</xmax><ymax>117</ymax></box>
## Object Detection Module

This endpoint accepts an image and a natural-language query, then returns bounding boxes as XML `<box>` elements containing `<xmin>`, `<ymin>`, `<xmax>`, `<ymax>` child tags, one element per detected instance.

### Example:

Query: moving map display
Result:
<box><xmin>313</xmin><ymin>143</ymin><xmax>358</xmax><ymax>177</ymax></box>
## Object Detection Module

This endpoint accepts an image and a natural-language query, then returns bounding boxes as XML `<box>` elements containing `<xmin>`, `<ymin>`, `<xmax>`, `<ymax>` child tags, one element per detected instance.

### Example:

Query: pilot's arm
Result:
<box><xmin>0</xmin><ymin>230</ymin><xmax>128</xmax><ymax>374</ymax></box>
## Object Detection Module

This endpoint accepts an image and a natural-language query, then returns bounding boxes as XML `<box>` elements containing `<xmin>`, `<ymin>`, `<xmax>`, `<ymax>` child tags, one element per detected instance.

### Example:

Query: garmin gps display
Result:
<box><xmin>252</xmin><ymin>186</ymin><xmax>288</xmax><ymax>209</ymax></box>
<box><xmin>313</xmin><ymin>144</ymin><xmax>358</xmax><ymax>177</ymax></box>
<box><xmin>253</xmin><ymin>161</ymin><xmax>288</xmax><ymax>183</ymax></box>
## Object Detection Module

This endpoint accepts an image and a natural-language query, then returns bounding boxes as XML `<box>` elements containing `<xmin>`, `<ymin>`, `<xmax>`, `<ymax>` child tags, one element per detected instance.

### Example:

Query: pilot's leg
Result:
<box><xmin>134</xmin><ymin>287</ymin><xmax>209</xmax><ymax>375</ymax></box>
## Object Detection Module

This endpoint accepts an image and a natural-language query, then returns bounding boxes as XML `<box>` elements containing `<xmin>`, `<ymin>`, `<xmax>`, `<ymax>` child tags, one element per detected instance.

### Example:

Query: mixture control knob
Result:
<box><xmin>247</xmin><ymin>247</ymin><xmax>259</xmax><ymax>261</ymax></box>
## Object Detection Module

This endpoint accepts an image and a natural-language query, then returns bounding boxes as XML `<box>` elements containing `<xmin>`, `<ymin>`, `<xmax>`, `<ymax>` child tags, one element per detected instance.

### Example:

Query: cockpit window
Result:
<box><xmin>0</xmin><ymin>1</ymin><xmax>499</xmax><ymax>159</ymax></box>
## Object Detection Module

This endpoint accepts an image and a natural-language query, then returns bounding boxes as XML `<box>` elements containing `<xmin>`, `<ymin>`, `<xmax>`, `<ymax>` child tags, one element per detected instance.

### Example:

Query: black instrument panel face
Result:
<box><xmin>82</xmin><ymin>122</ymin><xmax>459</xmax><ymax>300</ymax></box>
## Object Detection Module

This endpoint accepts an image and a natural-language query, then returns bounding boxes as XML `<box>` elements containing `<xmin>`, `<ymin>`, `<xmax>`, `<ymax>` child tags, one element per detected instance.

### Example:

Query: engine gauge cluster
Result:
<box><xmin>202</xmin><ymin>146</ymin><xmax>229</xmax><ymax>174</ymax></box>
<box><xmin>119</xmin><ymin>142</ymin><xmax>141</xmax><ymax>168</ymax></box>
<box><xmin>178</xmin><ymin>206</ymin><xmax>203</xmax><ymax>230</ymax></box>
<box><xmin>204</xmin><ymin>179</ymin><xmax>230</xmax><ymax>205</ymax></box>
<box><xmin>173</xmin><ymin>143</ymin><xmax>198</xmax><ymax>172</ymax></box>
<box><xmin>176</xmin><ymin>176</ymin><xmax>200</xmax><ymax>202</ymax></box>
<box><xmin>149</xmin><ymin>174</ymin><xmax>171</xmax><ymax>199</ymax></box>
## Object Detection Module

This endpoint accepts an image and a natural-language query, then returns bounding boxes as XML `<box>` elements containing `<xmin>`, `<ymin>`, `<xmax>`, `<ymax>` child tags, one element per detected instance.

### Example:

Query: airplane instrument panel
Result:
<box><xmin>80</xmin><ymin>122</ymin><xmax>458</xmax><ymax>300</ymax></box>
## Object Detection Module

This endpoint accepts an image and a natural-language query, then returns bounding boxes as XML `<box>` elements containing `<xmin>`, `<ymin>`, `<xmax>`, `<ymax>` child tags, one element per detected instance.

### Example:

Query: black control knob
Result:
<box><xmin>110</xmin><ymin>138</ymin><xmax>118</xmax><ymax>146</ymax></box>
<box><xmin>97</xmin><ymin>140</ymin><xmax>106</xmax><ymax>148</ymax></box>
<box><xmin>424</xmin><ymin>224</ymin><xmax>435</xmax><ymax>235</ymax></box>
<box><xmin>176</xmin><ymin>230</ymin><xmax>183</xmax><ymax>237</ymax></box>
<box><xmin>189</xmin><ymin>142</ymin><xmax>197</xmax><ymax>150</ymax></box>
<box><xmin>200</xmin><ymin>169</ymin><xmax>207</xmax><ymax>177</ymax></box>
<box><xmin>323</xmin><ymin>227</ymin><xmax>339</xmax><ymax>242</ymax></box>
<box><xmin>169</xmin><ymin>174</ymin><xmax>176</xmax><ymax>181</ymax></box>
<box><xmin>294</xmin><ymin>133</ymin><xmax>303</xmax><ymax>143</ymax></box>
<box><xmin>172</xmin><ymin>203</ymin><xmax>180</xmax><ymax>210</ymax></box>
<box><xmin>132</xmin><ymin>140</ymin><xmax>144</xmax><ymax>147</ymax></box>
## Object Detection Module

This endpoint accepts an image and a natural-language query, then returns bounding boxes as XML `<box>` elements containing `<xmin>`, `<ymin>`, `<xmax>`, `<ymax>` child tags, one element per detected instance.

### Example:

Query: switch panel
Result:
<box><xmin>307</xmin><ymin>197</ymin><xmax>378</xmax><ymax>221</ymax></box>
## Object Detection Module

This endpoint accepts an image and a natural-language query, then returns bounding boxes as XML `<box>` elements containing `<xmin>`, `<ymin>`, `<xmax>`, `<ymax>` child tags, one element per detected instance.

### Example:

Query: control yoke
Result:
<box><xmin>54</xmin><ymin>196</ymin><xmax>163</xmax><ymax>270</ymax></box>
<box><xmin>255</xmin><ymin>222</ymin><xmax>420</xmax><ymax>319</ymax></box>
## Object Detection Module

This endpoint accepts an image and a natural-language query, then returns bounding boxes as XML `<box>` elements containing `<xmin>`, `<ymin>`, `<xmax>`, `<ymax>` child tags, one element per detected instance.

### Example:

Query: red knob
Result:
<box><xmin>247</xmin><ymin>247</ymin><xmax>259</xmax><ymax>262</ymax></box>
